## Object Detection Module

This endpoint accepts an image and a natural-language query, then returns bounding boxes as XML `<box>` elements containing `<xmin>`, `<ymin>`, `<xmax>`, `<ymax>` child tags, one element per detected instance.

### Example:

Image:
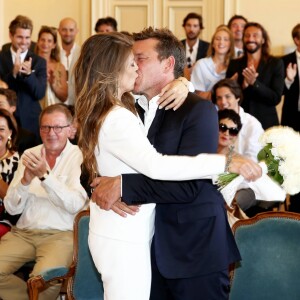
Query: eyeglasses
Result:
<box><xmin>40</xmin><ymin>125</ymin><xmax>70</xmax><ymax>133</ymax></box>
<box><xmin>219</xmin><ymin>123</ymin><xmax>239</xmax><ymax>136</ymax></box>
<box><xmin>187</xmin><ymin>57</ymin><xmax>192</xmax><ymax>68</ymax></box>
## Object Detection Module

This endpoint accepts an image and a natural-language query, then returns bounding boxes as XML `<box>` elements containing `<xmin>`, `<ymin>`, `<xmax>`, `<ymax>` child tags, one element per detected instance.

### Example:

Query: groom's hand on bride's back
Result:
<box><xmin>90</xmin><ymin>176</ymin><xmax>140</xmax><ymax>217</ymax></box>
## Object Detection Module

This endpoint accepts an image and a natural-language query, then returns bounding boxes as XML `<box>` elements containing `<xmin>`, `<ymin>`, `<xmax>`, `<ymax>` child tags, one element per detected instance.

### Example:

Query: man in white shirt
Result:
<box><xmin>58</xmin><ymin>18</ymin><xmax>81</xmax><ymax>105</ymax></box>
<box><xmin>0</xmin><ymin>104</ymin><xmax>88</xmax><ymax>300</ymax></box>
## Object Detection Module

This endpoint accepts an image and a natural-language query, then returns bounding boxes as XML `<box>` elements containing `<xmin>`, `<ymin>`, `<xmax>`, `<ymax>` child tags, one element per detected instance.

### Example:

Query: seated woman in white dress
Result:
<box><xmin>213</xmin><ymin>79</ymin><xmax>266</xmax><ymax>211</ymax></box>
<box><xmin>191</xmin><ymin>25</ymin><xmax>234</xmax><ymax>100</ymax></box>
<box><xmin>212</xmin><ymin>78</ymin><xmax>264</xmax><ymax>162</ymax></box>
<box><xmin>36</xmin><ymin>26</ymin><xmax>68</xmax><ymax>108</ymax></box>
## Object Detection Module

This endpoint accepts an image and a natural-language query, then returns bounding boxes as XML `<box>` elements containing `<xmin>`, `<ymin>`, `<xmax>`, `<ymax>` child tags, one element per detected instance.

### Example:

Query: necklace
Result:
<box><xmin>0</xmin><ymin>149</ymin><xmax>10</xmax><ymax>161</ymax></box>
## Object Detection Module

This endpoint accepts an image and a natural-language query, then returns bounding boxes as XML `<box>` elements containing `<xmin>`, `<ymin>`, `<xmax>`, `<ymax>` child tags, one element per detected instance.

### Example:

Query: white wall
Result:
<box><xmin>0</xmin><ymin>0</ymin><xmax>90</xmax><ymax>47</ymax></box>
<box><xmin>1</xmin><ymin>0</ymin><xmax>299</xmax><ymax>55</ymax></box>
<box><xmin>224</xmin><ymin>0</ymin><xmax>300</xmax><ymax>56</ymax></box>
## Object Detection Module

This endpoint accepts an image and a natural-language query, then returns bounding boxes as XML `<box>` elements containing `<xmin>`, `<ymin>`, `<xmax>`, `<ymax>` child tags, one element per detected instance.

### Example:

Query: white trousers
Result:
<box><xmin>89</xmin><ymin>231</ymin><xmax>152</xmax><ymax>300</ymax></box>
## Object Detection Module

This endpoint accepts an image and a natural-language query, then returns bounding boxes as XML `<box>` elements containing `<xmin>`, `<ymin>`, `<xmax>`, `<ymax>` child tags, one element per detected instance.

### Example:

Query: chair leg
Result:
<box><xmin>27</xmin><ymin>275</ymin><xmax>46</xmax><ymax>300</ymax></box>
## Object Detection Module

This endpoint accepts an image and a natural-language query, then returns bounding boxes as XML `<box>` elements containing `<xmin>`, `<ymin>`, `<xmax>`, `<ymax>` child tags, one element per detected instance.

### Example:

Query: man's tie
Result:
<box><xmin>135</xmin><ymin>101</ymin><xmax>145</xmax><ymax>123</ymax></box>
<box><xmin>237</xmin><ymin>50</ymin><xmax>243</xmax><ymax>57</ymax></box>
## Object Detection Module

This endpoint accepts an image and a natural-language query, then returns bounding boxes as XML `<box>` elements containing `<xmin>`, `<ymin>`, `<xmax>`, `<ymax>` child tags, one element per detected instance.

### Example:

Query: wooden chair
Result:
<box><xmin>230</xmin><ymin>211</ymin><xmax>300</xmax><ymax>300</ymax></box>
<box><xmin>27</xmin><ymin>210</ymin><xmax>104</xmax><ymax>300</ymax></box>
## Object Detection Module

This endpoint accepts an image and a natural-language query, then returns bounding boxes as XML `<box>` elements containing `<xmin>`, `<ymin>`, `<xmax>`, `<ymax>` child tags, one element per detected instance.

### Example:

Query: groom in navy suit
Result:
<box><xmin>91</xmin><ymin>27</ymin><xmax>245</xmax><ymax>300</ymax></box>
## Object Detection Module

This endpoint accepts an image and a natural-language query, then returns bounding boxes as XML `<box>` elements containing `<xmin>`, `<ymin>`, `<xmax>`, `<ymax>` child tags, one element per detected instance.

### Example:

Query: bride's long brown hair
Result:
<box><xmin>74</xmin><ymin>32</ymin><xmax>136</xmax><ymax>182</ymax></box>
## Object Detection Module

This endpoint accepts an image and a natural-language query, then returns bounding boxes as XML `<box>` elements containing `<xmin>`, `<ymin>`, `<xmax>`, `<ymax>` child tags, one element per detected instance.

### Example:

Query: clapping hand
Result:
<box><xmin>242</xmin><ymin>64</ymin><xmax>258</xmax><ymax>88</ymax></box>
<box><xmin>13</xmin><ymin>49</ymin><xmax>32</xmax><ymax>77</ymax></box>
<box><xmin>21</xmin><ymin>147</ymin><xmax>47</xmax><ymax>185</ymax></box>
<box><xmin>286</xmin><ymin>63</ymin><xmax>297</xmax><ymax>82</ymax></box>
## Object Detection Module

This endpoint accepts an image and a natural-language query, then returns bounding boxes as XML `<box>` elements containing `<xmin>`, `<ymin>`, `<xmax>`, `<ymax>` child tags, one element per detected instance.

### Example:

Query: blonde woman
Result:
<box><xmin>191</xmin><ymin>25</ymin><xmax>234</xmax><ymax>100</ymax></box>
<box><xmin>36</xmin><ymin>26</ymin><xmax>68</xmax><ymax>107</ymax></box>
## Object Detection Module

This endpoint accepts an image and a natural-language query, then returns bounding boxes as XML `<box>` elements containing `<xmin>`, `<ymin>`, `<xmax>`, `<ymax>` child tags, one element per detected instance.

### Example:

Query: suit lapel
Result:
<box><xmin>147</xmin><ymin>108</ymin><xmax>165</xmax><ymax>144</ymax></box>
<box><xmin>4</xmin><ymin>51</ymin><xmax>14</xmax><ymax>71</ymax></box>
<box><xmin>293</xmin><ymin>52</ymin><xmax>299</xmax><ymax>84</ymax></box>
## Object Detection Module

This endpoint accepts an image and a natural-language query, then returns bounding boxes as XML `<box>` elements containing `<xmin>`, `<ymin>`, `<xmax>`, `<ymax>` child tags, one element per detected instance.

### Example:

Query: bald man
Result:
<box><xmin>58</xmin><ymin>18</ymin><xmax>81</xmax><ymax>105</ymax></box>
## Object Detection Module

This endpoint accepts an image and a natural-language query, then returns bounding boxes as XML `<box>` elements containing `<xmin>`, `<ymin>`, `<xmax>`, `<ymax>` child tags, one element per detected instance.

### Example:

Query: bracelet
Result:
<box><xmin>39</xmin><ymin>170</ymin><xmax>50</xmax><ymax>181</ymax></box>
<box><xmin>176</xmin><ymin>77</ymin><xmax>189</xmax><ymax>89</ymax></box>
<box><xmin>225</xmin><ymin>145</ymin><xmax>234</xmax><ymax>173</ymax></box>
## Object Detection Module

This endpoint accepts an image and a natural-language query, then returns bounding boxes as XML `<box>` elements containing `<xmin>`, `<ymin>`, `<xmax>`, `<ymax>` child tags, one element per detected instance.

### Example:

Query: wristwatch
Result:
<box><xmin>39</xmin><ymin>170</ymin><xmax>50</xmax><ymax>181</ymax></box>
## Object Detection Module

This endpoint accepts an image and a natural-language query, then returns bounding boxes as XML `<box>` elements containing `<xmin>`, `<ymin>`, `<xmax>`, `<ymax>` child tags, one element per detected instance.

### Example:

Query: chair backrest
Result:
<box><xmin>68</xmin><ymin>210</ymin><xmax>104</xmax><ymax>300</ymax></box>
<box><xmin>230</xmin><ymin>211</ymin><xmax>300</xmax><ymax>300</ymax></box>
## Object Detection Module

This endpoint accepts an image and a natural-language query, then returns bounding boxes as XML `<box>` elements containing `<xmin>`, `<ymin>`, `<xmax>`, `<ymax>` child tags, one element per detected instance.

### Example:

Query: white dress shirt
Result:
<box><xmin>4</xmin><ymin>141</ymin><xmax>88</xmax><ymax>231</ymax></box>
<box><xmin>234</xmin><ymin>47</ymin><xmax>244</xmax><ymax>58</ymax></box>
<box><xmin>191</xmin><ymin>57</ymin><xmax>226</xmax><ymax>92</ymax></box>
<box><xmin>236</xmin><ymin>107</ymin><xmax>264</xmax><ymax>161</ymax></box>
<box><xmin>89</xmin><ymin>105</ymin><xmax>225</xmax><ymax>243</ymax></box>
<box><xmin>59</xmin><ymin>43</ymin><xmax>81</xmax><ymax>72</ymax></box>
<box><xmin>60</xmin><ymin>43</ymin><xmax>81</xmax><ymax>105</ymax></box>
<box><xmin>136</xmin><ymin>95</ymin><xmax>159</xmax><ymax>134</ymax></box>
<box><xmin>185</xmin><ymin>39</ymin><xmax>199</xmax><ymax>66</ymax></box>
<box><xmin>10</xmin><ymin>48</ymin><xmax>28</xmax><ymax>64</ymax></box>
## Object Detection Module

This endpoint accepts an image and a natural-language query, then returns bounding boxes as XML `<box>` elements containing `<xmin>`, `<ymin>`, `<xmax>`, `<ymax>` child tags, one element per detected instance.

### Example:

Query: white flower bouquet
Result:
<box><xmin>216</xmin><ymin>126</ymin><xmax>300</xmax><ymax>206</ymax></box>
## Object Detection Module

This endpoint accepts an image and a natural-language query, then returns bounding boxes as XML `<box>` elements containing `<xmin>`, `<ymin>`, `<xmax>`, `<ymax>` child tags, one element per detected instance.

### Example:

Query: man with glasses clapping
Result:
<box><xmin>0</xmin><ymin>103</ymin><xmax>88</xmax><ymax>300</ymax></box>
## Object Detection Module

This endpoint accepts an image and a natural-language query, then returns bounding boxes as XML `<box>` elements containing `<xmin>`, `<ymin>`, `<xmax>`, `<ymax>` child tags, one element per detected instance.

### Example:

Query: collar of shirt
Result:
<box><xmin>296</xmin><ymin>50</ymin><xmax>300</xmax><ymax>60</ymax></box>
<box><xmin>235</xmin><ymin>47</ymin><xmax>244</xmax><ymax>58</ymax></box>
<box><xmin>185</xmin><ymin>39</ymin><xmax>199</xmax><ymax>65</ymax></box>
<box><xmin>44</xmin><ymin>139</ymin><xmax>72</xmax><ymax>170</ymax></box>
<box><xmin>60</xmin><ymin>43</ymin><xmax>78</xmax><ymax>70</ymax></box>
<box><xmin>10</xmin><ymin>47</ymin><xmax>28</xmax><ymax>64</ymax></box>
<box><xmin>136</xmin><ymin>95</ymin><xmax>159</xmax><ymax>134</ymax></box>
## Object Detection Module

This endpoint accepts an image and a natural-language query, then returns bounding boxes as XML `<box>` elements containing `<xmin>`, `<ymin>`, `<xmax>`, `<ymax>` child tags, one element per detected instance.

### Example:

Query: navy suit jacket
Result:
<box><xmin>181</xmin><ymin>39</ymin><xmax>210</xmax><ymax>61</ymax></box>
<box><xmin>0</xmin><ymin>49</ymin><xmax>47</xmax><ymax>138</ymax></box>
<box><xmin>122</xmin><ymin>92</ymin><xmax>241</xmax><ymax>279</ymax></box>
<box><xmin>226</xmin><ymin>55</ymin><xmax>284</xmax><ymax>129</ymax></box>
<box><xmin>281</xmin><ymin>51</ymin><xmax>300</xmax><ymax>131</ymax></box>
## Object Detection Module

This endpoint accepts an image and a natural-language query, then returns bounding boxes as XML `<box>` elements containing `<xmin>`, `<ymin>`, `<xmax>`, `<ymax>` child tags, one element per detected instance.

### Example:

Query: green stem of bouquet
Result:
<box><xmin>217</xmin><ymin>172</ymin><xmax>239</xmax><ymax>189</ymax></box>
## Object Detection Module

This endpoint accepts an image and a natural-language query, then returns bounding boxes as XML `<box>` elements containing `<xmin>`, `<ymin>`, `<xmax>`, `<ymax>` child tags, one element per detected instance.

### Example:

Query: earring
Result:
<box><xmin>7</xmin><ymin>136</ymin><xmax>12</xmax><ymax>149</ymax></box>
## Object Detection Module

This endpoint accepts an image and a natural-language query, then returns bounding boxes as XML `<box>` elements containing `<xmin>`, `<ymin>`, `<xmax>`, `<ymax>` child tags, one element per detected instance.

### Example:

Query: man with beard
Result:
<box><xmin>226</xmin><ymin>22</ymin><xmax>284</xmax><ymax>129</ymax></box>
<box><xmin>181</xmin><ymin>12</ymin><xmax>209</xmax><ymax>79</ymax></box>
<box><xmin>58</xmin><ymin>17</ymin><xmax>81</xmax><ymax>105</ymax></box>
<box><xmin>227</xmin><ymin>15</ymin><xmax>248</xmax><ymax>58</ymax></box>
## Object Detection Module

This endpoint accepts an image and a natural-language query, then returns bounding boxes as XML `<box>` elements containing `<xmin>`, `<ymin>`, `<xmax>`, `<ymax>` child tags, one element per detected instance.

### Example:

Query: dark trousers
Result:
<box><xmin>150</xmin><ymin>248</ymin><xmax>230</xmax><ymax>300</ymax></box>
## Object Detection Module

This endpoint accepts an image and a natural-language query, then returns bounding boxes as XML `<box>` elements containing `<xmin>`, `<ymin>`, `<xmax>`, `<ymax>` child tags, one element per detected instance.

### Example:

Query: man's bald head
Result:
<box><xmin>58</xmin><ymin>17</ymin><xmax>79</xmax><ymax>46</ymax></box>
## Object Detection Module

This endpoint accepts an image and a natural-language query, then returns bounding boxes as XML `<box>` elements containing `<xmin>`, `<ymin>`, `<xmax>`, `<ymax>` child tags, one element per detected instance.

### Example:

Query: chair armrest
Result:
<box><xmin>39</xmin><ymin>266</ymin><xmax>70</xmax><ymax>281</ymax></box>
<box><xmin>27</xmin><ymin>265</ymin><xmax>75</xmax><ymax>300</ymax></box>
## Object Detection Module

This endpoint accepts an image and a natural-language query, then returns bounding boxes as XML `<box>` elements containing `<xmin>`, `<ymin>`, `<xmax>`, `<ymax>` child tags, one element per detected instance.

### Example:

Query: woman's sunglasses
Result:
<box><xmin>219</xmin><ymin>123</ymin><xmax>239</xmax><ymax>136</ymax></box>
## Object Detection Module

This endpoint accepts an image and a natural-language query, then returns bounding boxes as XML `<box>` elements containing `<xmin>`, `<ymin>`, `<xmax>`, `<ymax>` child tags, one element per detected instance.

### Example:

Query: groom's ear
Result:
<box><xmin>163</xmin><ymin>56</ymin><xmax>175</xmax><ymax>73</ymax></box>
